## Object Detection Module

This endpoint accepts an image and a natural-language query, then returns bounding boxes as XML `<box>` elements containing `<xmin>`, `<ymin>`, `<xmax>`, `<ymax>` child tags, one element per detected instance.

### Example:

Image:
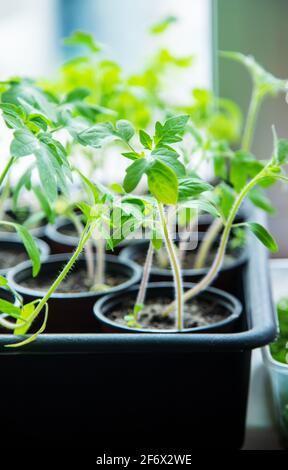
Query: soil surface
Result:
<box><xmin>133</xmin><ymin>246</ymin><xmax>239</xmax><ymax>270</ymax></box>
<box><xmin>108</xmin><ymin>297</ymin><xmax>230</xmax><ymax>330</ymax></box>
<box><xmin>21</xmin><ymin>268</ymin><xmax>128</xmax><ymax>294</ymax></box>
<box><xmin>58</xmin><ymin>224</ymin><xmax>77</xmax><ymax>237</ymax></box>
<box><xmin>0</xmin><ymin>247</ymin><xmax>27</xmax><ymax>270</ymax></box>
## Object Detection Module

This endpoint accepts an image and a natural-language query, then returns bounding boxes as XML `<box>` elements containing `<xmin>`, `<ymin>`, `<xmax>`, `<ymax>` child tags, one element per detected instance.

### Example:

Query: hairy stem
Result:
<box><xmin>194</xmin><ymin>218</ymin><xmax>223</xmax><ymax>269</ymax></box>
<box><xmin>70</xmin><ymin>213</ymin><xmax>94</xmax><ymax>282</ymax></box>
<box><xmin>178</xmin><ymin>216</ymin><xmax>198</xmax><ymax>267</ymax></box>
<box><xmin>241</xmin><ymin>88</ymin><xmax>262</xmax><ymax>152</ymax></box>
<box><xmin>135</xmin><ymin>241</ymin><xmax>154</xmax><ymax>308</ymax></box>
<box><xmin>162</xmin><ymin>167</ymin><xmax>268</xmax><ymax>316</ymax></box>
<box><xmin>93</xmin><ymin>235</ymin><xmax>106</xmax><ymax>287</ymax></box>
<box><xmin>158</xmin><ymin>202</ymin><xmax>184</xmax><ymax>330</ymax></box>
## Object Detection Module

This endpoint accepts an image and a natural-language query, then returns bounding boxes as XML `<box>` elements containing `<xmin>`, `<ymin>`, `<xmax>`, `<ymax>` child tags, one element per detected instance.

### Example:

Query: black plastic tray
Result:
<box><xmin>0</xmin><ymin>210</ymin><xmax>277</xmax><ymax>450</ymax></box>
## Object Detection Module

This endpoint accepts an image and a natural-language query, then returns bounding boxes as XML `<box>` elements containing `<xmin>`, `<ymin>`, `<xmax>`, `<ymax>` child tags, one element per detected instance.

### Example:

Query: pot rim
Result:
<box><xmin>93</xmin><ymin>282</ymin><xmax>243</xmax><ymax>334</ymax></box>
<box><xmin>120</xmin><ymin>238</ymin><xmax>248</xmax><ymax>276</ymax></box>
<box><xmin>262</xmin><ymin>345</ymin><xmax>288</xmax><ymax>373</ymax></box>
<box><xmin>7</xmin><ymin>253</ymin><xmax>141</xmax><ymax>300</ymax></box>
<box><xmin>0</xmin><ymin>237</ymin><xmax>50</xmax><ymax>276</ymax></box>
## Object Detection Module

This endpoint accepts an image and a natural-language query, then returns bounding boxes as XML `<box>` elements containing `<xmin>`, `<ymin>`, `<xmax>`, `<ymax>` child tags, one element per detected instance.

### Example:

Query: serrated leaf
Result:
<box><xmin>139</xmin><ymin>130</ymin><xmax>153</xmax><ymax>149</ymax></box>
<box><xmin>124</xmin><ymin>159</ymin><xmax>148</xmax><ymax>193</ymax></box>
<box><xmin>154</xmin><ymin>115</ymin><xmax>189</xmax><ymax>145</ymax></box>
<box><xmin>116</xmin><ymin>120</ymin><xmax>135</xmax><ymax>143</ymax></box>
<box><xmin>244</xmin><ymin>221</ymin><xmax>278</xmax><ymax>252</ymax></box>
<box><xmin>178</xmin><ymin>178</ymin><xmax>212</xmax><ymax>202</ymax></box>
<box><xmin>11</xmin><ymin>130</ymin><xmax>40</xmax><ymax>157</ymax></box>
<box><xmin>77</xmin><ymin>122</ymin><xmax>115</xmax><ymax>148</ymax></box>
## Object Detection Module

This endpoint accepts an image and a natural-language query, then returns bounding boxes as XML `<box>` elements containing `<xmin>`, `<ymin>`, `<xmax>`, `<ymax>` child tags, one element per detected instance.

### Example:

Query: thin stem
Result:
<box><xmin>135</xmin><ymin>241</ymin><xmax>154</xmax><ymax>308</ymax></box>
<box><xmin>178</xmin><ymin>215</ymin><xmax>198</xmax><ymax>267</ymax></box>
<box><xmin>0</xmin><ymin>178</ymin><xmax>11</xmax><ymax>220</ymax></box>
<box><xmin>241</xmin><ymin>88</ymin><xmax>262</xmax><ymax>152</ymax></box>
<box><xmin>193</xmin><ymin>218</ymin><xmax>223</xmax><ymax>269</ymax></box>
<box><xmin>0</xmin><ymin>156</ymin><xmax>15</xmax><ymax>188</ymax></box>
<box><xmin>70</xmin><ymin>213</ymin><xmax>94</xmax><ymax>283</ymax></box>
<box><xmin>158</xmin><ymin>202</ymin><xmax>184</xmax><ymax>330</ymax></box>
<box><xmin>20</xmin><ymin>224</ymin><xmax>92</xmax><ymax>333</ymax></box>
<box><xmin>93</xmin><ymin>234</ymin><xmax>106</xmax><ymax>288</ymax></box>
<box><xmin>162</xmin><ymin>167</ymin><xmax>269</xmax><ymax>316</ymax></box>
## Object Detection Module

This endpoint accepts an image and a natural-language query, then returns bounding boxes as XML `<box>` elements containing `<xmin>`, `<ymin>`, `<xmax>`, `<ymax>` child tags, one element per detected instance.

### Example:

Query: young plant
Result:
<box><xmin>115</xmin><ymin>115</ymin><xmax>288</xmax><ymax>330</ymax></box>
<box><xmin>184</xmin><ymin>53</ymin><xmax>288</xmax><ymax>270</ymax></box>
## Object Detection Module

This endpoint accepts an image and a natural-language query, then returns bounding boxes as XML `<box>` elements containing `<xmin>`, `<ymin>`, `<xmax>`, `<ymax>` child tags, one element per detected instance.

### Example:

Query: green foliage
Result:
<box><xmin>64</xmin><ymin>31</ymin><xmax>102</xmax><ymax>53</ymax></box>
<box><xmin>243</xmin><ymin>222</ymin><xmax>278</xmax><ymax>252</ymax></box>
<box><xmin>150</xmin><ymin>16</ymin><xmax>178</xmax><ymax>35</ymax></box>
<box><xmin>220</xmin><ymin>51</ymin><xmax>287</xmax><ymax>98</ymax></box>
<box><xmin>270</xmin><ymin>298</ymin><xmax>288</xmax><ymax>365</ymax></box>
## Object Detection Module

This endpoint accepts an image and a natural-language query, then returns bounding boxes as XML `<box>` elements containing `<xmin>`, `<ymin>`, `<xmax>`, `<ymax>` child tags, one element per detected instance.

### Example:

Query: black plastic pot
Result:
<box><xmin>0</xmin><ymin>236</ymin><xmax>50</xmax><ymax>276</ymax></box>
<box><xmin>7</xmin><ymin>254</ymin><xmax>141</xmax><ymax>333</ymax></box>
<box><xmin>94</xmin><ymin>283</ymin><xmax>242</xmax><ymax>334</ymax></box>
<box><xmin>120</xmin><ymin>235</ymin><xmax>248</xmax><ymax>299</ymax></box>
<box><xmin>0</xmin><ymin>203</ymin><xmax>48</xmax><ymax>240</ymax></box>
<box><xmin>0</xmin><ymin>210</ymin><xmax>277</xmax><ymax>450</ymax></box>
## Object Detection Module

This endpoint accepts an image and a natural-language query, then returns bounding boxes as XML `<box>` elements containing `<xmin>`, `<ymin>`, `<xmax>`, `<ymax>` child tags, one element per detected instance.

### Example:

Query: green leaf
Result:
<box><xmin>64</xmin><ymin>31</ymin><xmax>101</xmax><ymax>53</ymax></box>
<box><xmin>122</xmin><ymin>152</ymin><xmax>142</xmax><ymax>161</ymax></box>
<box><xmin>231</xmin><ymin>151</ymin><xmax>264</xmax><ymax>192</ymax></box>
<box><xmin>249</xmin><ymin>188</ymin><xmax>275</xmax><ymax>214</ymax></box>
<box><xmin>0</xmin><ymin>299</ymin><xmax>22</xmax><ymax>319</ymax></box>
<box><xmin>66</xmin><ymin>87</ymin><xmax>91</xmax><ymax>102</ymax></box>
<box><xmin>123</xmin><ymin>159</ymin><xmax>148</xmax><ymax>193</ymax></box>
<box><xmin>116</xmin><ymin>120</ymin><xmax>135</xmax><ymax>143</ymax></box>
<box><xmin>77</xmin><ymin>122</ymin><xmax>115</xmax><ymax>148</ymax></box>
<box><xmin>150</xmin><ymin>15</ymin><xmax>178</xmax><ymax>34</ymax></box>
<box><xmin>147</xmin><ymin>160</ymin><xmax>178</xmax><ymax>205</ymax></box>
<box><xmin>12</xmin><ymin>166</ymin><xmax>33</xmax><ymax>211</ymax></box>
<box><xmin>178</xmin><ymin>178</ymin><xmax>212</xmax><ymax>202</ymax></box>
<box><xmin>76</xmin><ymin>169</ymin><xmax>100</xmax><ymax>204</ymax></box>
<box><xmin>0</xmin><ymin>103</ymin><xmax>26</xmax><ymax>129</ymax></box>
<box><xmin>14</xmin><ymin>224</ymin><xmax>41</xmax><ymax>276</ymax></box>
<box><xmin>0</xmin><ymin>275</ymin><xmax>8</xmax><ymax>287</ymax></box>
<box><xmin>33</xmin><ymin>186</ymin><xmax>55</xmax><ymax>223</ymax></box>
<box><xmin>8</xmin><ymin>302</ymin><xmax>49</xmax><ymax>347</ymax></box>
<box><xmin>139</xmin><ymin>130</ymin><xmax>153</xmax><ymax>150</ymax></box>
<box><xmin>152</xmin><ymin>146</ymin><xmax>186</xmax><ymax>177</ymax></box>
<box><xmin>181</xmin><ymin>200</ymin><xmax>220</xmax><ymax>219</ymax></box>
<box><xmin>154</xmin><ymin>115</ymin><xmax>189</xmax><ymax>145</ymax></box>
<box><xmin>0</xmin><ymin>221</ymin><xmax>41</xmax><ymax>276</ymax></box>
<box><xmin>274</xmin><ymin>139</ymin><xmax>288</xmax><ymax>165</ymax></box>
<box><xmin>217</xmin><ymin>182</ymin><xmax>236</xmax><ymax>220</ymax></box>
<box><xmin>277</xmin><ymin>298</ymin><xmax>288</xmax><ymax>337</ymax></box>
<box><xmin>244</xmin><ymin>222</ymin><xmax>278</xmax><ymax>252</ymax></box>
<box><xmin>11</xmin><ymin>130</ymin><xmax>40</xmax><ymax>157</ymax></box>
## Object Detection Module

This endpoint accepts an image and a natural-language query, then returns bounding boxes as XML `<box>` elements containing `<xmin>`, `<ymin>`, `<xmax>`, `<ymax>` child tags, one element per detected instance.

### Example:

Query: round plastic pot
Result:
<box><xmin>120</xmin><ymin>237</ymin><xmax>248</xmax><ymax>296</ymax></box>
<box><xmin>263</xmin><ymin>346</ymin><xmax>288</xmax><ymax>449</ymax></box>
<box><xmin>0</xmin><ymin>236</ymin><xmax>50</xmax><ymax>277</ymax></box>
<box><xmin>0</xmin><ymin>203</ymin><xmax>48</xmax><ymax>240</ymax></box>
<box><xmin>94</xmin><ymin>282</ymin><xmax>242</xmax><ymax>334</ymax></box>
<box><xmin>7</xmin><ymin>254</ymin><xmax>141</xmax><ymax>333</ymax></box>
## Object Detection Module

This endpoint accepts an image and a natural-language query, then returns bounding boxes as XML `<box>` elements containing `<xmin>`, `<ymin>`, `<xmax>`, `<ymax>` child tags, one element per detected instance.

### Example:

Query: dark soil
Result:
<box><xmin>0</xmin><ymin>247</ymin><xmax>27</xmax><ymax>270</ymax></box>
<box><xmin>21</xmin><ymin>268</ymin><xmax>128</xmax><ymax>294</ymax></box>
<box><xmin>58</xmin><ymin>224</ymin><xmax>77</xmax><ymax>237</ymax></box>
<box><xmin>133</xmin><ymin>246</ymin><xmax>238</xmax><ymax>270</ymax></box>
<box><xmin>108</xmin><ymin>297</ymin><xmax>230</xmax><ymax>330</ymax></box>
